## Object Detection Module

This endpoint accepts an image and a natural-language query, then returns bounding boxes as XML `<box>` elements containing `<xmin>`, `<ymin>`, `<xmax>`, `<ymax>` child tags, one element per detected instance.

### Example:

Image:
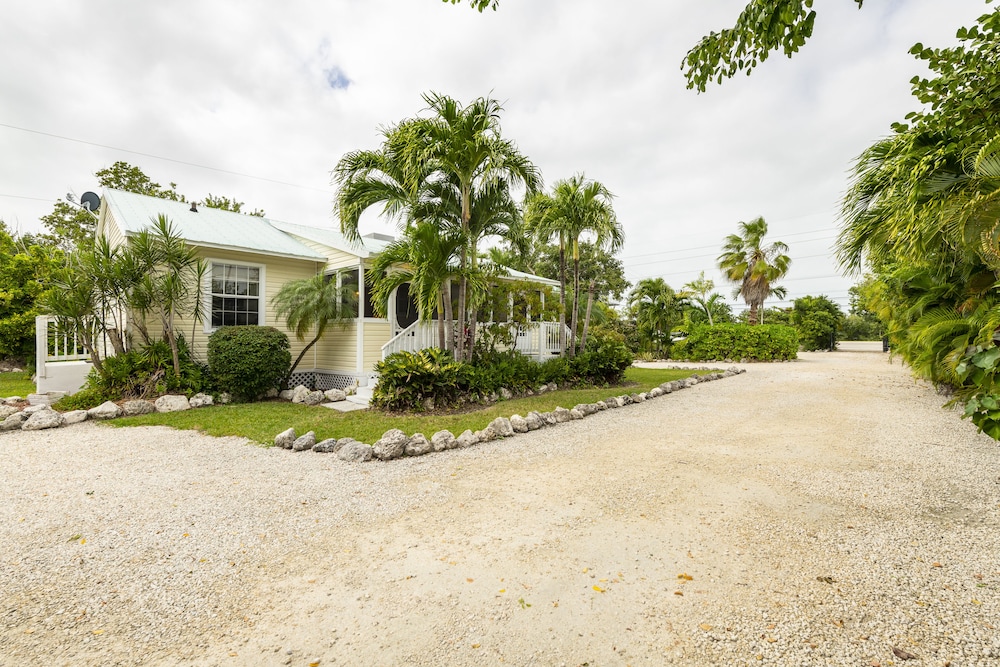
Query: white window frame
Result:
<box><xmin>203</xmin><ymin>259</ymin><xmax>267</xmax><ymax>333</ymax></box>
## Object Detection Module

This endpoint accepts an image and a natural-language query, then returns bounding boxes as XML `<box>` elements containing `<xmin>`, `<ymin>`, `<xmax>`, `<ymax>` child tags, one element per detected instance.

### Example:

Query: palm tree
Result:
<box><xmin>272</xmin><ymin>273</ymin><xmax>355</xmax><ymax>378</ymax></box>
<box><xmin>628</xmin><ymin>278</ymin><xmax>684</xmax><ymax>357</ymax></box>
<box><xmin>368</xmin><ymin>221</ymin><xmax>465</xmax><ymax>352</ymax></box>
<box><xmin>334</xmin><ymin>93</ymin><xmax>540</xmax><ymax>361</ymax></box>
<box><xmin>717</xmin><ymin>217</ymin><xmax>790</xmax><ymax>325</ymax></box>
<box><xmin>414</xmin><ymin>93</ymin><xmax>541</xmax><ymax>360</ymax></box>
<box><xmin>126</xmin><ymin>216</ymin><xmax>205</xmax><ymax>377</ymax></box>
<box><xmin>526</xmin><ymin>174</ymin><xmax>622</xmax><ymax>356</ymax></box>
<box><xmin>682</xmin><ymin>271</ymin><xmax>720</xmax><ymax>326</ymax></box>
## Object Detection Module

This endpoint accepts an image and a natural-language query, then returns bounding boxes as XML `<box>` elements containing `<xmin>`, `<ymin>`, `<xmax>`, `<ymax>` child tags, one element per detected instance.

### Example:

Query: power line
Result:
<box><xmin>0</xmin><ymin>193</ymin><xmax>55</xmax><ymax>203</ymax></box>
<box><xmin>626</xmin><ymin>247</ymin><xmax>839</xmax><ymax>272</ymax></box>
<box><xmin>0</xmin><ymin>121</ymin><xmax>331</xmax><ymax>194</ymax></box>
<box><xmin>620</xmin><ymin>226</ymin><xmax>839</xmax><ymax>261</ymax></box>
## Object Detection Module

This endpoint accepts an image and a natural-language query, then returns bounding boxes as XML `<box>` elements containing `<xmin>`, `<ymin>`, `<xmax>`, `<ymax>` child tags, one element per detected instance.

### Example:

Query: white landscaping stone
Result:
<box><xmin>22</xmin><ymin>409</ymin><xmax>64</xmax><ymax>431</ymax></box>
<box><xmin>189</xmin><ymin>393</ymin><xmax>214</xmax><ymax>408</ymax></box>
<box><xmin>88</xmin><ymin>401</ymin><xmax>122</xmax><ymax>420</ymax></box>
<box><xmin>122</xmin><ymin>400</ymin><xmax>155</xmax><ymax>416</ymax></box>
<box><xmin>324</xmin><ymin>388</ymin><xmax>347</xmax><ymax>402</ymax></box>
<box><xmin>154</xmin><ymin>395</ymin><xmax>191</xmax><ymax>413</ymax></box>
<box><xmin>291</xmin><ymin>385</ymin><xmax>311</xmax><ymax>404</ymax></box>
<box><xmin>62</xmin><ymin>410</ymin><xmax>89</xmax><ymax>425</ymax></box>
<box><xmin>431</xmin><ymin>430</ymin><xmax>456</xmax><ymax>451</ymax></box>
<box><xmin>274</xmin><ymin>428</ymin><xmax>296</xmax><ymax>449</ymax></box>
<box><xmin>292</xmin><ymin>431</ymin><xmax>317</xmax><ymax>452</ymax></box>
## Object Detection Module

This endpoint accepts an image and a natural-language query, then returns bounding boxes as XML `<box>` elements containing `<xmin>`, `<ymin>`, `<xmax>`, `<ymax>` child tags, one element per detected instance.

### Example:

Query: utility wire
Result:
<box><xmin>0</xmin><ymin>121</ymin><xmax>332</xmax><ymax>194</ymax></box>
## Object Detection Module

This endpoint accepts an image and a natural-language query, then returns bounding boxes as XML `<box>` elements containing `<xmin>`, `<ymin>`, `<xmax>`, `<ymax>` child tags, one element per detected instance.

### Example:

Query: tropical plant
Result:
<box><xmin>682</xmin><ymin>271</ymin><xmax>723</xmax><ymax>326</ymax></box>
<box><xmin>792</xmin><ymin>295</ymin><xmax>844</xmax><ymax>351</ymax></box>
<box><xmin>126</xmin><ymin>216</ymin><xmax>206</xmax><ymax>378</ymax></box>
<box><xmin>334</xmin><ymin>93</ymin><xmax>541</xmax><ymax>362</ymax></box>
<box><xmin>718</xmin><ymin>217</ymin><xmax>791</xmax><ymax>325</ymax></box>
<box><xmin>627</xmin><ymin>278</ymin><xmax>686</xmax><ymax>357</ymax></box>
<box><xmin>272</xmin><ymin>273</ymin><xmax>356</xmax><ymax>377</ymax></box>
<box><xmin>525</xmin><ymin>174</ymin><xmax>623</xmax><ymax>356</ymax></box>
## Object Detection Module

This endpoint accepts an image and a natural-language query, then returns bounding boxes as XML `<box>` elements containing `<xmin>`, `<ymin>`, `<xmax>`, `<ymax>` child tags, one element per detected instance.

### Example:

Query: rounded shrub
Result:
<box><xmin>207</xmin><ymin>326</ymin><xmax>290</xmax><ymax>402</ymax></box>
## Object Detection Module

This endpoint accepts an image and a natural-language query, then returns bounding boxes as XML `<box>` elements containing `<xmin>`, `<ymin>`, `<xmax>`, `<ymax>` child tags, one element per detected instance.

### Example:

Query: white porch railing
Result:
<box><xmin>34</xmin><ymin>316</ymin><xmax>118</xmax><ymax>394</ymax></box>
<box><xmin>381</xmin><ymin>320</ymin><xmax>569</xmax><ymax>361</ymax></box>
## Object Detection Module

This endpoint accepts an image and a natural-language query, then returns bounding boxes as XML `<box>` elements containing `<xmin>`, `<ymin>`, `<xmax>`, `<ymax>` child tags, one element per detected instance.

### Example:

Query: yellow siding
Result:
<box><xmin>283</xmin><ymin>233</ymin><xmax>361</xmax><ymax>272</ymax></box>
<box><xmin>313</xmin><ymin>322</ymin><xmax>359</xmax><ymax>373</ymax></box>
<box><xmin>160</xmin><ymin>249</ymin><xmax>321</xmax><ymax>361</ymax></box>
<box><xmin>103</xmin><ymin>211</ymin><xmax>127</xmax><ymax>248</ymax></box>
<box><xmin>363</xmin><ymin>321</ymin><xmax>392</xmax><ymax>370</ymax></box>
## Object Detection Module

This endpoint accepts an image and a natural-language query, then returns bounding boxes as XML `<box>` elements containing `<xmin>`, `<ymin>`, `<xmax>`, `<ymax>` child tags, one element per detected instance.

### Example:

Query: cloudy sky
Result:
<box><xmin>0</xmin><ymin>0</ymin><xmax>990</xmax><ymax>313</ymax></box>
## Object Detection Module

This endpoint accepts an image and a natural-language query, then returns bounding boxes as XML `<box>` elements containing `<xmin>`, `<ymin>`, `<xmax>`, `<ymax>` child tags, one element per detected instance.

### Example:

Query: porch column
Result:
<box><xmin>356</xmin><ymin>259</ymin><xmax>365</xmax><ymax>376</ymax></box>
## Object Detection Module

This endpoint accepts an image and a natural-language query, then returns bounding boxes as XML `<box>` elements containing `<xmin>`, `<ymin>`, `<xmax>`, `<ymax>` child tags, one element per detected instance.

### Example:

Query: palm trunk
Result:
<box><xmin>444</xmin><ymin>278</ymin><xmax>455</xmax><ymax>355</ymax></box>
<box><xmin>289</xmin><ymin>333</ymin><xmax>321</xmax><ymax>376</ymax></box>
<box><xmin>569</xmin><ymin>238</ymin><xmax>580</xmax><ymax>357</ymax></box>
<box><xmin>458</xmin><ymin>270</ymin><xmax>467</xmax><ymax>361</ymax></box>
<box><xmin>749</xmin><ymin>303</ymin><xmax>759</xmax><ymax>326</ymax></box>
<box><xmin>581</xmin><ymin>279</ymin><xmax>596</xmax><ymax>351</ymax></box>
<box><xmin>467</xmin><ymin>240</ymin><xmax>479</xmax><ymax>359</ymax></box>
<box><xmin>437</xmin><ymin>289</ymin><xmax>446</xmax><ymax>351</ymax></box>
<box><xmin>558</xmin><ymin>235</ymin><xmax>567</xmax><ymax>356</ymax></box>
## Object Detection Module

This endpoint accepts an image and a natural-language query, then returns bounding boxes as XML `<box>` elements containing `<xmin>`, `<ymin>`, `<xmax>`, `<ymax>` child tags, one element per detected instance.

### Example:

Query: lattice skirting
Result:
<box><xmin>287</xmin><ymin>370</ymin><xmax>374</xmax><ymax>390</ymax></box>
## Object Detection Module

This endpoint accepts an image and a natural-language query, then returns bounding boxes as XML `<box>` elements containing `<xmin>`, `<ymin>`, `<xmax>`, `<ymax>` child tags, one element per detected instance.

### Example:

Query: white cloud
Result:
<box><xmin>0</xmin><ymin>0</ymin><xmax>989</xmax><ymax>311</ymax></box>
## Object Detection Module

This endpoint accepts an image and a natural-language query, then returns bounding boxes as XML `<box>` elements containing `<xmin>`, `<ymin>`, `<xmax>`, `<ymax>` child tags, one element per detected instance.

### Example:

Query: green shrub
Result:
<box><xmin>52</xmin><ymin>386</ymin><xmax>114</xmax><ymax>411</ymax></box>
<box><xmin>53</xmin><ymin>337</ymin><xmax>209</xmax><ymax>410</ymax></box>
<box><xmin>793</xmin><ymin>295</ymin><xmax>844</xmax><ymax>351</ymax></box>
<box><xmin>0</xmin><ymin>311</ymin><xmax>37</xmax><ymax>363</ymax></box>
<box><xmin>372</xmin><ymin>337</ymin><xmax>634</xmax><ymax>413</ymax></box>
<box><xmin>571</xmin><ymin>336</ymin><xmax>634</xmax><ymax>385</ymax></box>
<box><xmin>672</xmin><ymin>324</ymin><xmax>798</xmax><ymax>361</ymax></box>
<box><xmin>371</xmin><ymin>348</ymin><xmax>463</xmax><ymax>411</ymax></box>
<box><xmin>208</xmin><ymin>326</ymin><xmax>290</xmax><ymax>402</ymax></box>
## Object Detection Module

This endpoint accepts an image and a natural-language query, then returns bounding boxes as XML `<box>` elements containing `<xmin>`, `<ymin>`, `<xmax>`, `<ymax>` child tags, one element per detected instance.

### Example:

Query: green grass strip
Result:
<box><xmin>0</xmin><ymin>372</ymin><xmax>35</xmax><ymax>398</ymax></box>
<box><xmin>107</xmin><ymin>367</ymin><xmax>702</xmax><ymax>445</ymax></box>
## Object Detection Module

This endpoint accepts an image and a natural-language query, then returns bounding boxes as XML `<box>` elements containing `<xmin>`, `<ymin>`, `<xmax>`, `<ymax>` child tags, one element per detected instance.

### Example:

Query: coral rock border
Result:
<box><xmin>0</xmin><ymin>393</ymin><xmax>217</xmax><ymax>434</ymax></box>
<box><xmin>272</xmin><ymin>368</ymin><xmax>746</xmax><ymax>462</ymax></box>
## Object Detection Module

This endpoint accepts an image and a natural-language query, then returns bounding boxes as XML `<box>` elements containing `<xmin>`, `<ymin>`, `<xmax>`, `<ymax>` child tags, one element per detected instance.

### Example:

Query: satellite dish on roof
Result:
<box><xmin>80</xmin><ymin>191</ymin><xmax>101</xmax><ymax>212</ymax></box>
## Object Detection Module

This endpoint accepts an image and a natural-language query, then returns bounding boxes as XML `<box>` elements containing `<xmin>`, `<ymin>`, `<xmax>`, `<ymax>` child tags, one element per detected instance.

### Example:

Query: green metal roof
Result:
<box><xmin>268</xmin><ymin>219</ymin><xmax>394</xmax><ymax>258</ymax></box>
<box><xmin>101</xmin><ymin>189</ymin><xmax>327</xmax><ymax>261</ymax></box>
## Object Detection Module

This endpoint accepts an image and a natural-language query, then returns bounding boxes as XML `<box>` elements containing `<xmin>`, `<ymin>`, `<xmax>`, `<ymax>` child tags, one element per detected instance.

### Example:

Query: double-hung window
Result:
<box><xmin>210</xmin><ymin>263</ymin><xmax>261</xmax><ymax>327</ymax></box>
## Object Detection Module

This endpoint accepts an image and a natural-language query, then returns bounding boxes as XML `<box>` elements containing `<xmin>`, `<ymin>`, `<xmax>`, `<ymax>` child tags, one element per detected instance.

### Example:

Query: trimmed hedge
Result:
<box><xmin>671</xmin><ymin>324</ymin><xmax>798</xmax><ymax>362</ymax></box>
<box><xmin>208</xmin><ymin>326</ymin><xmax>290</xmax><ymax>402</ymax></box>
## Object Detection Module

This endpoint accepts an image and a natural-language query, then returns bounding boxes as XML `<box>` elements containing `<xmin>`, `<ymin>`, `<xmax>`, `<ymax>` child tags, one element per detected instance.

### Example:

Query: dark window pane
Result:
<box><xmin>247</xmin><ymin>312</ymin><xmax>259</xmax><ymax>325</ymax></box>
<box><xmin>236</xmin><ymin>312</ymin><xmax>247</xmax><ymax>325</ymax></box>
<box><xmin>223</xmin><ymin>312</ymin><xmax>236</xmax><ymax>326</ymax></box>
<box><xmin>212</xmin><ymin>278</ymin><xmax>223</xmax><ymax>293</ymax></box>
<box><xmin>248</xmin><ymin>283</ymin><xmax>258</xmax><ymax>297</ymax></box>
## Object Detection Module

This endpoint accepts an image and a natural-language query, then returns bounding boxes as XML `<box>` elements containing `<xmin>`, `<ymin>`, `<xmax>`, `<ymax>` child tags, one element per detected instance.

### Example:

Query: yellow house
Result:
<box><xmin>36</xmin><ymin>188</ymin><xmax>564</xmax><ymax>394</ymax></box>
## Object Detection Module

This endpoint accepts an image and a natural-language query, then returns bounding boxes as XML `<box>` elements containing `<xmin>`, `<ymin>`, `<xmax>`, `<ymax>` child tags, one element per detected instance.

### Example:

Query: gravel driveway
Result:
<box><xmin>2</xmin><ymin>346</ymin><xmax>999</xmax><ymax>666</ymax></box>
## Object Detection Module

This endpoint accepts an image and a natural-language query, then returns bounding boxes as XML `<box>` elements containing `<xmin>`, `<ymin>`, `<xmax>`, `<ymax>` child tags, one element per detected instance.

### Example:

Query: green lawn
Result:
<box><xmin>0</xmin><ymin>372</ymin><xmax>34</xmax><ymax>398</ymax></box>
<box><xmin>108</xmin><ymin>367</ymin><xmax>702</xmax><ymax>445</ymax></box>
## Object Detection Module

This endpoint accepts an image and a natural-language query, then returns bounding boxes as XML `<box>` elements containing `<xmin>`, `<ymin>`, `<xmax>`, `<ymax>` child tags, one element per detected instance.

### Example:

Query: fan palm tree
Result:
<box><xmin>272</xmin><ymin>273</ymin><xmax>355</xmax><ymax>377</ymax></box>
<box><xmin>526</xmin><ymin>174</ymin><xmax>622</xmax><ymax>356</ymax></box>
<box><xmin>717</xmin><ymin>217</ymin><xmax>790</xmax><ymax>325</ymax></box>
